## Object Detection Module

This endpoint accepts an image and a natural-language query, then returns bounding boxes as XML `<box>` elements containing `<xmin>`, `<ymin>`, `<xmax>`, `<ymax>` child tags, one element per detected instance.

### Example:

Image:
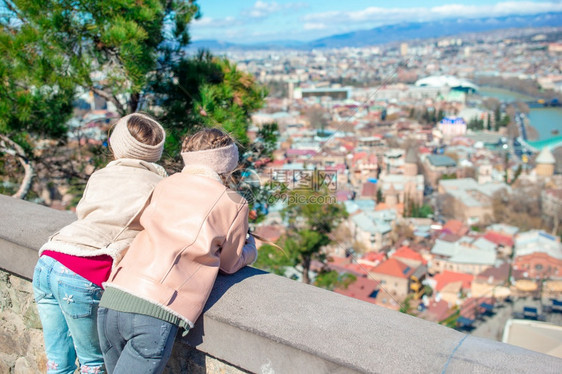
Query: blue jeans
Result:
<box><xmin>97</xmin><ymin>308</ymin><xmax>178</xmax><ymax>374</ymax></box>
<box><xmin>32</xmin><ymin>255</ymin><xmax>105</xmax><ymax>374</ymax></box>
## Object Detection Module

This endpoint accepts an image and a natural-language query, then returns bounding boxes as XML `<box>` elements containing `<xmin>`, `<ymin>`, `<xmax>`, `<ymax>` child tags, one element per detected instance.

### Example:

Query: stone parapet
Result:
<box><xmin>1</xmin><ymin>194</ymin><xmax>561</xmax><ymax>373</ymax></box>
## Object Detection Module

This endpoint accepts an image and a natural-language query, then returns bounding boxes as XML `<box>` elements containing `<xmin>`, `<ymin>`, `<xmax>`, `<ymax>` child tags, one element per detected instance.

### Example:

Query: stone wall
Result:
<box><xmin>0</xmin><ymin>267</ymin><xmax>248</xmax><ymax>374</ymax></box>
<box><xmin>0</xmin><ymin>269</ymin><xmax>45</xmax><ymax>373</ymax></box>
<box><xmin>2</xmin><ymin>194</ymin><xmax>562</xmax><ymax>374</ymax></box>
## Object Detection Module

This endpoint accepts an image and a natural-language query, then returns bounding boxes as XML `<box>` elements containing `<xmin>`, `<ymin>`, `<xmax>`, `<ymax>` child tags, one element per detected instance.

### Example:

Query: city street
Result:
<box><xmin>469</xmin><ymin>297</ymin><xmax>562</xmax><ymax>342</ymax></box>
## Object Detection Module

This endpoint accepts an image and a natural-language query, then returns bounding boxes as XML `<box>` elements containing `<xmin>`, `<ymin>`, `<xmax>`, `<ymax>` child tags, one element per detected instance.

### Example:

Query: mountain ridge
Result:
<box><xmin>189</xmin><ymin>12</ymin><xmax>562</xmax><ymax>51</ymax></box>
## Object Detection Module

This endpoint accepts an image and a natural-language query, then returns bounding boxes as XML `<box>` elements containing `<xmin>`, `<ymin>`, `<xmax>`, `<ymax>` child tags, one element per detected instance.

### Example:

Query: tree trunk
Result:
<box><xmin>91</xmin><ymin>87</ymin><xmax>125</xmax><ymax>114</ymax></box>
<box><xmin>0</xmin><ymin>135</ymin><xmax>34</xmax><ymax>199</ymax></box>
<box><xmin>129</xmin><ymin>92</ymin><xmax>140</xmax><ymax>113</ymax></box>
<box><xmin>302</xmin><ymin>255</ymin><xmax>311</xmax><ymax>284</ymax></box>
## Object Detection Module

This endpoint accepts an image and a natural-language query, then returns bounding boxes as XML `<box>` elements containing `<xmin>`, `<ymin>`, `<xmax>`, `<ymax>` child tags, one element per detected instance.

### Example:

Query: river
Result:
<box><xmin>478</xmin><ymin>87</ymin><xmax>562</xmax><ymax>141</ymax></box>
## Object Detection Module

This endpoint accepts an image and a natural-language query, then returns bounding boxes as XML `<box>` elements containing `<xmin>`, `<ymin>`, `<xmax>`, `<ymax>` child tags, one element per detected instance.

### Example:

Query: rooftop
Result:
<box><xmin>434</xmin><ymin>271</ymin><xmax>474</xmax><ymax>292</ymax></box>
<box><xmin>352</xmin><ymin>211</ymin><xmax>392</xmax><ymax>235</ymax></box>
<box><xmin>536</xmin><ymin>147</ymin><xmax>556</xmax><ymax>164</ymax></box>
<box><xmin>371</xmin><ymin>257</ymin><xmax>417</xmax><ymax>279</ymax></box>
<box><xmin>391</xmin><ymin>245</ymin><xmax>427</xmax><ymax>265</ymax></box>
<box><xmin>483</xmin><ymin>231</ymin><xmax>514</xmax><ymax>247</ymax></box>
<box><xmin>431</xmin><ymin>238</ymin><xmax>497</xmax><ymax>266</ymax></box>
<box><xmin>515</xmin><ymin>230</ymin><xmax>562</xmax><ymax>260</ymax></box>
<box><xmin>415</xmin><ymin>75</ymin><xmax>479</xmax><ymax>91</ymax></box>
<box><xmin>427</xmin><ymin>154</ymin><xmax>457</xmax><ymax>167</ymax></box>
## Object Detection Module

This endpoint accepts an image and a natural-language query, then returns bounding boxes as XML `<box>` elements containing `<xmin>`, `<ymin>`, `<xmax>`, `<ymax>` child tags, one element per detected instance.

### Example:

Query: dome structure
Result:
<box><xmin>415</xmin><ymin>75</ymin><xmax>478</xmax><ymax>93</ymax></box>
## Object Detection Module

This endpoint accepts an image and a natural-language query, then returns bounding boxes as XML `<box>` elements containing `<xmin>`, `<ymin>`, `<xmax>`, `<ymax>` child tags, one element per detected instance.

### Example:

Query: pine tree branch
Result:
<box><xmin>90</xmin><ymin>87</ymin><xmax>125</xmax><ymax>114</ymax></box>
<box><xmin>1</xmin><ymin>0</ymin><xmax>27</xmax><ymax>24</ymax></box>
<box><xmin>0</xmin><ymin>134</ymin><xmax>34</xmax><ymax>199</ymax></box>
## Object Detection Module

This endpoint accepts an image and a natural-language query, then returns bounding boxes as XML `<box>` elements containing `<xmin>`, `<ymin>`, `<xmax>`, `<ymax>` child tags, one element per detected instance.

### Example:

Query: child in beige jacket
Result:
<box><xmin>33</xmin><ymin>113</ymin><xmax>166</xmax><ymax>374</ymax></box>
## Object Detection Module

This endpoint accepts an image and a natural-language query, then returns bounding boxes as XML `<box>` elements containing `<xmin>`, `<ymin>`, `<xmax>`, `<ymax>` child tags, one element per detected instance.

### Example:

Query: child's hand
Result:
<box><xmin>243</xmin><ymin>234</ymin><xmax>257</xmax><ymax>266</ymax></box>
<box><xmin>245</xmin><ymin>234</ymin><xmax>256</xmax><ymax>247</ymax></box>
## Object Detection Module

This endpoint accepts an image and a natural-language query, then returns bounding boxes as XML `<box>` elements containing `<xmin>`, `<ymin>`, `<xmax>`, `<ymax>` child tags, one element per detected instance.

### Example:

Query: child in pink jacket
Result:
<box><xmin>98</xmin><ymin>128</ymin><xmax>257</xmax><ymax>373</ymax></box>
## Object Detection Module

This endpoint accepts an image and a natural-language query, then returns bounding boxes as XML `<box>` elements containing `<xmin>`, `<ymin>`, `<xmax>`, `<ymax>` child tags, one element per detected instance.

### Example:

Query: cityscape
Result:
<box><xmin>1</xmin><ymin>0</ymin><xmax>562</xmax><ymax>372</ymax></box>
<box><xmin>229</xmin><ymin>25</ymin><xmax>562</xmax><ymax>344</ymax></box>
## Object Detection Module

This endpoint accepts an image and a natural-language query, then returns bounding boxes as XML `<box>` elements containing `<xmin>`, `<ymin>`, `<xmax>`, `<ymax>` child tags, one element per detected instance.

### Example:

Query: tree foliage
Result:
<box><xmin>467</xmin><ymin>118</ymin><xmax>484</xmax><ymax>131</ymax></box>
<box><xmin>0</xmin><ymin>0</ymin><xmax>201</xmax><ymax>199</ymax></box>
<box><xmin>314</xmin><ymin>270</ymin><xmax>356</xmax><ymax>291</ymax></box>
<box><xmin>492</xmin><ymin>184</ymin><xmax>544</xmax><ymax>231</ymax></box>
<box><xmin>148</xmin><ymin>51</ymin><xmax>268</xmax><ymax>156</ymax></box>
<box><xmin>405</xmin><ymin>201</ymin><xmax>433</xmax><ymax>218</ymax></box>
<box><xmin>0</xmin><ymin>3</ymin><xmax>76</xmax><ymax>197</ymax></box>
<box><xmin>255</xmin><ymin>187</ymin><xmax>348</xmax><ymax>284</ymax></box>
<box><xmin>2</xmin><ymin>0</ymin><xmax>201</xmax><ymax>114</ymax></box>
<box><xmin>0</xmin><ymin>1</ymin><xmax>276</xmax><ymax>206</ymax></box>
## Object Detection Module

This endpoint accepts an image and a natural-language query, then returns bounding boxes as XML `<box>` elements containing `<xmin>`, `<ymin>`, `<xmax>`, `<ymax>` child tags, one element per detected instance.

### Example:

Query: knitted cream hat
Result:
<box><xmin>181</xmin><ymin>143</ymin><xmax>239</xmax><ymax>175</ymax></box>
<box><xmin>109</xmin><ymin>113</ymin><xmax>165</xmax><ymax>162</ymax></box>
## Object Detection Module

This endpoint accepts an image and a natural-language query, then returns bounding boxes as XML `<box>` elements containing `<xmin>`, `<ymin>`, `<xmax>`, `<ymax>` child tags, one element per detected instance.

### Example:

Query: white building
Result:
<box><xmin>438</xmin><ymin>117</ymin><xmax>467</xmax><ymax>139</ymax></box>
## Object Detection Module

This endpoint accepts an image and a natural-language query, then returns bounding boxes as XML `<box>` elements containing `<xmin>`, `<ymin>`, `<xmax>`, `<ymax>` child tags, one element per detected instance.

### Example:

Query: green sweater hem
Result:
<box><xmin>100</xmin><ymin>286</ymin><xmax>191</xmax><ymax>332</ymax></box>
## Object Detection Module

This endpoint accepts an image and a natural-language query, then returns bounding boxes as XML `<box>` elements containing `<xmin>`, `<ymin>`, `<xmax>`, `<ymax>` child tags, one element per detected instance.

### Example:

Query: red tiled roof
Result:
<box><xmin>391</xmin><ymin>246</ymin><xmax>427</xmax><ymax>265</ymax></box>
<box><xmin>438</xmin><ymin>232</ymin><xmax>461</xmax><ymax>243</ymax></box>
<box><xmin>286</xmin><ymin>149</ymin><xmax>317</xmax><ymax>156</ymax></box>
<box><xmin>328</xmin><ymin>256</ymin><xmax>351</xmax><ymax>267</ymax></box>
<box><xmin>483</xmin><ymin>232</ymin><xmax>514</xmax><ymax>247</ymax></box>
<box><xmin>345</xmin><ymin>263</ymin><xmax>375</xmax><ymax>276</ymax></box>
<box><xmin>375</xmin><ymin>202</ymin><xmax>389</xmax><ymax>210</ymax></box>
<box><xmin>336</xmin><ymin>190</ymin><xmax>353</xmax><ymax>202</ymax></box>
<box><xmin>361</xmin><ymin>182</ymin><xmax>377</xmax><ymax>197</ymax></box>
<box><xmin>334</xmin><ymin>277</ymin><xmax>380</xmax><ymax>305</ymax></box>
<box><xmin>476</xmin><ymin>262</ymin><xmax>510</xmax><ymax>282</ymax></box>
<box><xmin>424</xmin><ymin>299</ymin><xmax>451</xmax><ymax>321</ymax></box>
<box><xmin>442</xmin><ymin>220</ymin><xmax>468</xmax><ymax>236</ymax></box>
<box><xmin>266</xmin><ymin>159</ymin><xmax>286</xmax><ymax>167</ymax></box>
<box><xmin>434</xmin><ymin>271</ymin><xmax>474</xmax><ymax>291</ymax></box>
<box><xmin>253</xmin><ymin>225</ymin><xmax>282</xmax><ymax>243</ymax></box>
<box><xmin>361</xmin><ymin>251</ymin><xmax>387</xmax><ymax>263</ymax></box>
<box><xmin>254</xmin><ymin>157</ymin><xmax>271</xmax><ymax>167</ymax></box>
<box><xmin>327</xmin><ymin>256</ymin><xmax>374</xmax><ymax>277</ymax></box>
<box><xmin>353</xmin><ymin>151</ymin><xmax>367</xmax><ymax>162</ymax></box>
<box><xmin>370</xmin><ymin>258</ymin><xmax>416</xmax><ymax>279</ymax></box>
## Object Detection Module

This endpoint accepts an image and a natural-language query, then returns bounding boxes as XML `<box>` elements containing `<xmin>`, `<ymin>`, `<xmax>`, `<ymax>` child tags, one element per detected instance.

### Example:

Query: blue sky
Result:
<box><xmin>190</xmin><ymin>1</ymin><xmax>562</xmax><ymax>43</ymax></box>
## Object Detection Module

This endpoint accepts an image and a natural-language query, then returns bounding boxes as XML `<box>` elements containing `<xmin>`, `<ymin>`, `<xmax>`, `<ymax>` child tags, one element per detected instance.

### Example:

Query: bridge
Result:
<box><xmin>524</xmin><ymin>135</ymin><xmax>562</xmax><ymax>151</ymax></box>
<box><xmin>514</xmin><ymin>111</ymin><xmax>562</xmax><ymax>152</ymax></box>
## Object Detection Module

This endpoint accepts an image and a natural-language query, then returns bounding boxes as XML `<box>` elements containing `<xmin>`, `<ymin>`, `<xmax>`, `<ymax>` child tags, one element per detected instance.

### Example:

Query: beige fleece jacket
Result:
<box><xmin>40</xmin><ymin>158</ymin><xmax>166</xmax><ymax>265</ymax></box>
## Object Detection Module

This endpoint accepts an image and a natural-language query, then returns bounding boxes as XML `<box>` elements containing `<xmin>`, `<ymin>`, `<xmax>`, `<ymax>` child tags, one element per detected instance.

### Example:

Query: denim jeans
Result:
<box><xmin>97</xmin><ymin>307</ymin><xmax>178</xmax><ymax>374</ymax></box>
<box><xmin>32</xmin><ymin>255</ymin><xmax>105</xmax><ymax>374</ymax></box>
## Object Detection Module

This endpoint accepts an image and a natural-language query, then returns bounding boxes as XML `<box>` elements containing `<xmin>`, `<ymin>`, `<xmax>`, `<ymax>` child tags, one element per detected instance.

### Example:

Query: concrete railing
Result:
<box><xmin>1</xmin><ymin>194</ymin><xmax>561</xmax><ymax>373</ymax></box>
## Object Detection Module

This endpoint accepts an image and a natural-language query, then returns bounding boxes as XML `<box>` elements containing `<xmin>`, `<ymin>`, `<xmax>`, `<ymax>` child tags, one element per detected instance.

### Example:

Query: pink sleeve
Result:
<box><xmin>219</xmin><ymin>204</ymin><xmax>257</xmax><ymax>274</ymax></box>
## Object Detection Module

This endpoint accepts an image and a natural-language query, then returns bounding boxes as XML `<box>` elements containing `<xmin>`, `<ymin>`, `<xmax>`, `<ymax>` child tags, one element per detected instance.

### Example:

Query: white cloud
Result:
<box><xmin>303</xmin><ymin>22</ymin><xmax>328</xmax><ymax>31</ymax></box>
<box><xmin>192</xmin><ymin>16</ymin><xmax>241</xmax><ymax>29</ymax></box>
<box><xmin>192</xmin><ymin>17</ymin><xmax>240</xmax><ymax>28</ymax></box>
<box><xmin>304</xmin><ymin>1</ymin><xmax>562</xmax><ymax>26</ymax></box>
<box><xmin>243</xmin><ymin>1</ymin><xmax>307</xmax><ymax>19</ymax></box>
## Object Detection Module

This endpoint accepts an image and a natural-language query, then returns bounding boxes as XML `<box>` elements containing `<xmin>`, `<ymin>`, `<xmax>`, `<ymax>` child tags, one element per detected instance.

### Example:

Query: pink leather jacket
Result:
<box><xmin>104</xmin><ymin>167</ymin><xmax>257</xmax><ymax>327</ymax></box>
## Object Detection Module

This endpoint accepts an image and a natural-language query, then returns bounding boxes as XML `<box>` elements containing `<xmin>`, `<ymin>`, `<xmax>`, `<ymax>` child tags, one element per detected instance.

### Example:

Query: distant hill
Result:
<box><xmin>309</xmin><ymin>12</ymin><xmax>562</xmax><ymax>48</ymax></box>
<box><xmin>189</xmin><ymin>12</ymin><xmax>562</xmax><ymax>51</ymax></box>
<box><xmin>190</xmin><ymin>39</ymin><xmax>305</xmax><ymax>51</ymax></box>
<box><xmin>189</xmin><ymin>39</ymin><xmax>238</xmax><ymax>50</ymax></box>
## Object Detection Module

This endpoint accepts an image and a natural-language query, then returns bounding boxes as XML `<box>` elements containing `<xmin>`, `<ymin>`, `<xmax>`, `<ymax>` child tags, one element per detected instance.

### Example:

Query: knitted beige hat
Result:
<box><xmin>109</xmin><ymin>114</ymin><xmax>165</xmax><ymax>162</ymax></box>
